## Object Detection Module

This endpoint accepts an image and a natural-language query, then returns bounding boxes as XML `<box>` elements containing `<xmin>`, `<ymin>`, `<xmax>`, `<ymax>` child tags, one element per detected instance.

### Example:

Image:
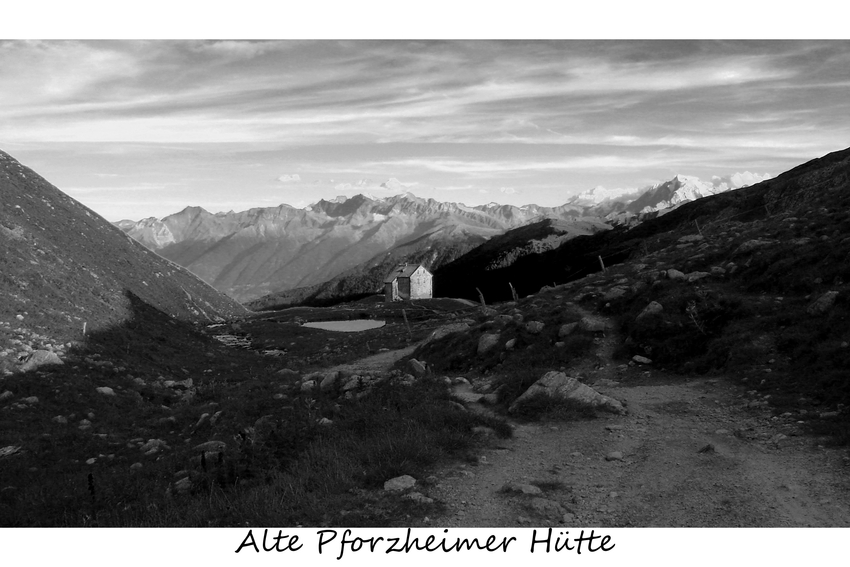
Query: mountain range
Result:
<box><xmin>116</xmin><ymin>173</ymin><xmax>766</xmax><ymax>304</ymax></box>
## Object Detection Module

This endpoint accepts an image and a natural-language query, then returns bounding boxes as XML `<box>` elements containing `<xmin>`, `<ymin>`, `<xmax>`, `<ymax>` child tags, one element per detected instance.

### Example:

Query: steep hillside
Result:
<box><xmin>247</xmin><ymin>227</ymin><xmax>486</xmax><ymax>310</ymax></box>
<box><xmin>435</xmin><ymin>148</ymin><xmax>847</xmax><ymax>304</ymax></box>
<box><xmin>118</xmin><ymin>175</ymin><xmax>748</xmax><ymax>303</ymax></box>
<box><xmin>0</xmin><ymin>149</ymin><xmax>245</xmax><ymax>376</ymax></box>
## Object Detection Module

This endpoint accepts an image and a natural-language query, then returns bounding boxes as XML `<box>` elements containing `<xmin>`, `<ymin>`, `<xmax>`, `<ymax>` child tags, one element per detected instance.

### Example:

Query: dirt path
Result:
<box><xmin>325</xmin><ymin>343</ymin><xmax>420</xmax><ymax>375</ymax></box>
<box><xmin>421</xmin><ymin>315</ymin><xmax>850</xmax><ymax>527</ymax></box>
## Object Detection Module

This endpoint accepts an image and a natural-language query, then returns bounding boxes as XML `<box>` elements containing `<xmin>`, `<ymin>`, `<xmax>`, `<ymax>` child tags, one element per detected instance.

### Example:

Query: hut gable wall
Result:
<box><xmin>409</xmin><ymin>266</ymin><xmax>432</xmax><ymax>299</ymax></box>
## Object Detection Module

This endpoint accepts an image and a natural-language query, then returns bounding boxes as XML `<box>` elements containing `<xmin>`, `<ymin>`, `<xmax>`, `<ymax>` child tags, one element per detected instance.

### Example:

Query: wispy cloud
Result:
<box><xmin>2</xmin><ymin>40</ymin><xmax>849</xmax><ymax>219</ymax></box>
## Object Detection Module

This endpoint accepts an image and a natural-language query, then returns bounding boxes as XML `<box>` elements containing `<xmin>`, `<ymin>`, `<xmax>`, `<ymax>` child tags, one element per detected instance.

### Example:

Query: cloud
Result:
<box><xmin>711</xmin><ymin>171</ymin><xmax>772</xmax><ymax>190</ymax></box>
<box><xmin>277</xmin><ymin>173</ymin><xmax>301</xmax><ymax>183</ymax></box>
<box><xmin>500</xmin><ymin>187</ymin><xmax>517</xmax><ymax>195</ymax></box>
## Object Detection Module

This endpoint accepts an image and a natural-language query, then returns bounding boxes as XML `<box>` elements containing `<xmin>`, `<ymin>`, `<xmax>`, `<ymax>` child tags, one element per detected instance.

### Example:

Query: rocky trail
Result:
<box><xmin>343</xmin><ymin>310</ymin><xmax>850</xmax><ymax>527</ymax></box>
<box><xmin>421</xmin><ymin>311</ymin><xmax>850</xmax><ymax>527</ymax></box>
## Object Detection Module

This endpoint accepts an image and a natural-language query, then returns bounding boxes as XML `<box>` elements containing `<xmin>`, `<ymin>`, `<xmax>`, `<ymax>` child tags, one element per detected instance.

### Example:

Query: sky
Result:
<box><xmin>2</xmin><ymin>12</ymin><xmax>850</xmax><ymax>221</ymax></box>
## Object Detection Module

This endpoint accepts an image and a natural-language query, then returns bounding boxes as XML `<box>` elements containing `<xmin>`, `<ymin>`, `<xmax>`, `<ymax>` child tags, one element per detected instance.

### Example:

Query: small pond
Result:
<box><xmin>302</xmin><ymin>320</ymin><xmax>387</xmax><ymax>332</ymax></box>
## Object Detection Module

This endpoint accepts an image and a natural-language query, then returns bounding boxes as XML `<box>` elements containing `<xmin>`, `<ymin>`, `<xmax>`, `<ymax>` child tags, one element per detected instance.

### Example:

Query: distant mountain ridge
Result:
<box><xmin>116</xmin><ymin>173</ymin><xmax>768</xmax><ymax>303</ymax></box>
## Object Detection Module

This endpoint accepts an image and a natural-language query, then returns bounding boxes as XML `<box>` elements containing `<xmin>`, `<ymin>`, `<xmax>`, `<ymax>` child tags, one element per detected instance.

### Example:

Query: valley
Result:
<box><xmin>1</xmin><ymin>145</ymin><xmax>849</xmax><ymax>528</ymax></box>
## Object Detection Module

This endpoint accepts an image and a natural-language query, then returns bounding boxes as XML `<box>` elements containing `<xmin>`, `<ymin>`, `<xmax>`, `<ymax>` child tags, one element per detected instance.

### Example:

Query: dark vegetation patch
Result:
<box><xmin>405</xmin><ymin>299</ymin><xmax>596</xmax><ymax>409</ymax></box>
<box><xmin>0</xmin><ymin>294</ymin><xmax>508</xmax><ymax>526</ymax></box>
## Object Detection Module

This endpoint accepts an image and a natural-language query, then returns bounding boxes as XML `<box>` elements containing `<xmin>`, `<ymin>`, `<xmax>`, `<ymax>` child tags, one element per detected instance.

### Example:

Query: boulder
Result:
<box><xmin>193</xmin><ymin>440</ymin><xmax>226</xmax><ymax>453</ymax></box>
<box><xmin>686</xmin><ymin>271</ymin><xmax>710</xmax><ymax>283</ymax></box>
<box><xmin>666</xmin><ymin>269</ymin><xmax>686</xmax><ymax>281</ymax></box>
<box><xmin>678</xmin><ymin>234</ymin><xmax>704</xmax><ymax>243</ymax></box>
<box><xmin>636</xmin><ymin>301</ymin><xmax>663</xmax><ymax>320</ymax></box>
<box><xmin>807</xmin><ymin>291</ymin><xmax>839</xmax><ymax>315</ymax></box>
<box><xmin>319</xmin><ymin>371</ymin><xmax>340</xmax><ymax>391</ymax></box>
<box><xmin>578</xmin><ymin>317</ymin><xmax>608</xmax><ymax>333</ymax></box>
<box><xmin>452</xmin><ymin>391</ymin><xmax>484</xmax><ymax>404</ymax></box>
<box><xmin>525</xmin><ymin>321</ymin><xmax>545</xmax><ymax>335</ymax></box>
<box><xmin>96</xmin><ymin>387</ymin><xmax>116</xmax><ymax>397</ymax></box>
<box><xmin>477</xmin><ymin>333</ymin><xmax>501</xmax><ymax>355</ymax></box>
<box><xmin>276</xmin><ymin>368</ymin><xmax>300</xmax><ymax>380</ymax></box>
<box><xmin>631</xmin><ymin>355</ymin><xmax>652</xmax><ymax>365</ymax></box>
<box><xmin>505</xmin><ymin>338</ymin><xmax>517</xmax><ymax>350</ymax></box>
<box><xmin>408</xmin><ymin>359</ymin><xmax>428</xmax><ymax>378</ymax></box>
<box><xmin>558</xmin><ymin>322</ymin><xmax>578</xmax><ymax>337</ymax></box>
<box><xmin>19</xmin><ymin>350</ymin><xmax>63</xmax><ymax>372</ymax></box>
<box><xmin>426</xmin><ymin>323</ymin><xmax>470</xmax><ymax>343</ymax></box>
<box><xmin>735</xmin><ymin>239</ymin><xmax>776</xmax><ymax>254</ymax></box>
<box><xmin>384</xmin><ymin>475</ymin><xmax>416</xmax><ymax>491</ymax></box>
<box><xmin>602</xmin><ymin>286</ymin><xmax>628</xmax><ymax>301</ymax></box>
<box><xmin>509</xmin><ymin>371</ymin><xmax>625</xmax><ymax>415</ymax></box>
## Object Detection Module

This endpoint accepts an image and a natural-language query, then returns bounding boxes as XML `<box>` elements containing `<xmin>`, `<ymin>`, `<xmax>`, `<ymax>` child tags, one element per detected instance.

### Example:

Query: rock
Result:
<box><xmin>193</xmin><ymin>413</ymin><xmax>210</xmax><ymax>429</ymax></box>
<box><xmin>95</xmin><ymin>387</ymin><xmax>116</xmax><ymax>397</ymax></box>
<box><xmin>807</xmin><ymin>291</ymin><xmax>839</xmax><ymax>315</ymax></box>
<box><xmin>710</xmin><ymin>266</ymin><xmax>727</xmax><ymax>277</ymax></box>
<box><xmin>21</xmin><ymin>396</ymin><xmax>38</xmax><ymax>404</ymax></box>
<box><xmin>768</xmin><ymin>433</ymin><xmax>788</xmax><ymax>446</ymax></box>
<box><xmin>426</xmin><ymin>323</ymin><xmax>470</xmax><ymax>343</ymax></box>
<box><xmin>697</xmin><ymin>443</ymin><xmax>715</xmax><ymax>453</ymax></box>
<box><xmin>19</xmin><ymin>350</ymin><xmax>63</xmax><ymax>372</ymax></box>
<box><xmin>300</xmin><ymin>380</ymin><xmax>316</xmax><ymax>392</ymax></box>
<box><xmin>636</xmin><ymin>301</ymin><xmax>663</xmax><ymax>320</ymax></box>
<box><xmin>193</xmin><ymin>440</ymin><xmax>226</xmax><ymax>453</ymax></box>
<box><xmin>686</xmin><ymin>271</ymin><xmax>710</xmax><ymax>283</ymax></box>
<box><xmin>384</xmin><ymin>475</ymin><xmax>416</xmax><ymax>491</ymax></box>
<box><xmin>525</xmin><ymin>321</ymin><xmax>545</xmax><ymax>335</ymax></box>
<box><xmin>578</xmin><ymin>317</ymin><xmax>608</xmax><ymax>333</ymax></box>
<box><xmin>0</xmin><ymin>391</ymin><xmax>13</xmax><ymax>402</ymax></box>
<box><xmin>528</xmin><ymin>497</ymin><xmax>568</xmax><ymax>520</ymax></box>
<box><xmin>505</xmin><ymin>338</ymin><xmax>517</xmax><ymax>350</ymax></box>
<box><xmin>319</xmin><ymin>371</ymin><xmax>340</xmax><ymax>391</ymax></box>
<box><xmin>402</xmin><ymin>492</ymin><xmax>434</xmax><ymax>504</ymax></box>
<box><xmin>86</xmin><ymin>458</ymin><xmax>97</xmax><ymax>465</ymax></box>
<box><xmin>736</xmin><ymin>239</ymin><xmax>776</xmax><ymax>254</ymax></box>
<box><xmin>667</xmin><ymin>269</ymin><xmax>686</xmax><ymax>281</ymax></box>
<box><xmin>678</xmin><ymin>234</ymin><xmax>704</xmax><ymax>243</ymax></box>
<box><xmin>482</xmin><ymin>393</ymin><xmax>499</xmax><ymax>405</ymax></box>
<box><xmin>602</xmin><ymin>286</ymin><xmax>628</xmax><ymax>301</ymax></box>
<box><xmin>130</xmin><ymin>462</ymin><xmax>143</xmax><ymax>470</ymax></box>
<box><xmin>477</xmin><ymin>333</ymin><xmax>500</xmax><ymax>355</ymax></box>
<box><xmin>501</xmin><ymin>482</ymin><xmax>542</xmax><ymax>495</ymax></box>
<box><xmin>52</xmin><ymin>415</ymin><xmax>68</xmax><ymax>424</ymax></box>
<box><xmin>558</xmin><ymin>322</ymin><xmax>578</xmax><ymax>337</ymax></box>
<box><xmin>140</xmin><ymin>439</ymin><xmax>169</xmax><ymax>454</ymax></box>
<box><xmin>605</xmin><ymin>451</ymin><xmax>624</xmax><ymax>461</ymax></box>
<box><xmin>471</xmin><ymin>426</ymin><xmax>496</xmax><ymax>436</ymax></box>
<box><xmin>452</xmin><ymin>391</ymin><xmax>484</xmax><ymax>404</ymax></box>
<box><xmin>631</xmin><ymin>355</ymin><xmax>652</xmax><ymax>365</ymax></box>
<box><xmin>276</xmin><ymin>368</ymin><xmax>300</xmax><ymax>380</ymax></box>
<box><xmin>0</xmin><ymin>445</ymin><xmax>23</xmax><ymax>458</ymax></box>
<box><xmin>509</xmin><ymin>371</ymin><xmax>625</xmax><ymax>415</ymax></box>
<box><xmin>209</xmin><ymin>411</ymin><xmax>223</xmax><ymax>426</ymax></box>
<box><xmin>173</xmin><ymin>477</ymin><xmax>192</xmax><ymax>494</ymax></box>
<box><xmin>317</xmin><ymin>417</ymin><xmax>333</xmax><ymax>426</ymax></box>
<box><xmin>604</xmin><ymin>424</ymin><xmax>624</xmax><ymax>431</ymax></box>
<box><xmin>408</xmin><ymin>359</ymin><xmax>428</xmax><ymax>378</ymax></box>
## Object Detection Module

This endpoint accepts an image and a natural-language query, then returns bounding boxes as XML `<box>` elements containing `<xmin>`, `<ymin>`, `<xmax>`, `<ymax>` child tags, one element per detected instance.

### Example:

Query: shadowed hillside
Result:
<box><xmin>0</xmin><ymin>149</ymin><xmax>245</xmax><ymax>376</ymax></box>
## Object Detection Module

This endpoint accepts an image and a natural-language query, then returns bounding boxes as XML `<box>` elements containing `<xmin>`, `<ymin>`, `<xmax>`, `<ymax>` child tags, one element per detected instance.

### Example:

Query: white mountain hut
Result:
<box><xmin>383</xmin><ymin>263</ymin><xmax>433</xmax><ymax>302</ymax></box>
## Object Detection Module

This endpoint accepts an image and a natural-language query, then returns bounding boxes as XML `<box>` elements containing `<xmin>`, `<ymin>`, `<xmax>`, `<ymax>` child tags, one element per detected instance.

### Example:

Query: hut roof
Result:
<box><xmin>383</xmin><ymin>263</ymin><xmax>427</xmax><ymax>283</ymax></box>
